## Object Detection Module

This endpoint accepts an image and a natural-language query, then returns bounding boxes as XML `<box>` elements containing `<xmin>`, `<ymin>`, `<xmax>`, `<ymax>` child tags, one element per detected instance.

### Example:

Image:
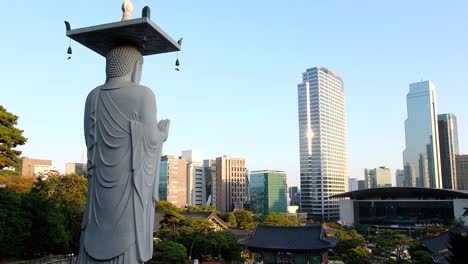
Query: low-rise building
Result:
<box><xmin>334</xmin><ymin>187</ymin><xmax>468</xmax><ymax>226</ymax></box>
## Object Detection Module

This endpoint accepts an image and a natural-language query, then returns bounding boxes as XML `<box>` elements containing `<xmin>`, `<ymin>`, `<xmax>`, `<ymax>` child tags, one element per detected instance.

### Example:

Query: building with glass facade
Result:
<box><xmin>364</xmin><ymin>167</ymin><xmax>392</xmax><ymax>188</ymax></box>
<box><xmin>403</xmin><ymin>80</ymin><xmax>442</xmax><ymax>188</ymax></box>
<box><xmin>250</xmin><ymin>170</ymin><xmax>287</xmax><ymax>215</ymax></box>
<box><xmin>438</xmin><ymin>114</ymin><xmax>459</xmax><ymax>189</ymax></box>
<box><xmin>297</xmin><ymin>67</ymin><xmax>348</xmax><ymax>220</ymax></box>
<box><xmin>335</xmin><ymin>187</ymin><xmax>468</xmax><ymax>226</ymax></box>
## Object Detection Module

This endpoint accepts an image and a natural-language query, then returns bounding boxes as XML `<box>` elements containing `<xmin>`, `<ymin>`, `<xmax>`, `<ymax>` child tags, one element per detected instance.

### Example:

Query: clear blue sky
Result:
<box><xmin>2</xmin><ymin>1</ymin><xmax>467</xmax><ymax>186</ymax></box>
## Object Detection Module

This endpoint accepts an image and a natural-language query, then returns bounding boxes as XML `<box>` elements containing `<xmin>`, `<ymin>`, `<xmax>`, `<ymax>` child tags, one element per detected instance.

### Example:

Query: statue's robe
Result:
<box><xmin>78</xmin><ymin>84</ymin><xmax>165</xmax><ymax>263</ymax></box>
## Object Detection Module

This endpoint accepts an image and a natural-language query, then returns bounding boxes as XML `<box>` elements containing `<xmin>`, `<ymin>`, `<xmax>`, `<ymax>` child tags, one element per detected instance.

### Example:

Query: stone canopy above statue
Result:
<box><xmin>66</xmin><ymin>17</ymin><xmax>181</xmax><ymax>57</ymax></box>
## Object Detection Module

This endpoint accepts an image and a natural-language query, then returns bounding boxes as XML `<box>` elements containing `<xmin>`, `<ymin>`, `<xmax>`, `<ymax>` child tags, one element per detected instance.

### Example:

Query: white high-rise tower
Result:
<box><xmin>297</xmin><ymin>67</ymin><xmax>348</xmax><ymax>221</ymax></box>
<box><xmin>403</xmin><ymin>80</ymin><xmax>442</xmax><ymax>188</ymax></box>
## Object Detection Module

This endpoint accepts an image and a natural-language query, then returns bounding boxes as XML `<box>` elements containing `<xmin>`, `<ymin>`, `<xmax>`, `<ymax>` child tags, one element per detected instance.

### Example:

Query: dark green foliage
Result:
<box><xmin>0</xmin><ymin>188</ymin><xmax>31</xmax><ymax>257</ymax></box>
<box><xmin>153</xmin><ymin>241</ymin><xmax>187</xmax><ymax>264</ymax></box>
<box><xmin>188</xmin><ymin>231</ymin><xmax>242</xmax><ymax>261</ymax></box>
<box><xmin>410</xmin><ymin>250</ymin><xmax>433</xmax><ymax>264</ymax></box>
<box><xmin>0</xmin><ymin>105</ymin><xmax>27</xmax><ymax>169</ymax></box>
<box><xmin>0</xmin><ymin>174</ymin><xmax>88</xmax><ymax>259</ymax></box>
<box><xmin>447</xmin><ymin>232</ymin><xmax>468</xmax><ymax>263</ymax></box>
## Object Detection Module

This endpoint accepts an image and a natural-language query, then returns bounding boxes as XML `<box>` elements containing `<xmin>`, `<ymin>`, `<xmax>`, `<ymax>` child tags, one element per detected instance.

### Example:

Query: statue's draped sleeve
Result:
<box><xmin>82</xmin><ymin>87</ymin><xmax>164</xmax><ymax>261</ymax></box>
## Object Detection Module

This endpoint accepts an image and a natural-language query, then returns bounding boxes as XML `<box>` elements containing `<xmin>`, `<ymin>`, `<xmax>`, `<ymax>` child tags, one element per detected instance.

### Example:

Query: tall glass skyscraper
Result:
<box><xmin>438</xmin><ymin>113</ymin><xmax>459</xmax><ymax>189</ymax></box>
<box><xmin>297</xmin><ymin>67</ymin><xmax>348</xmax><ymax>221</ymax></box>
<box><xmin>403</xmin><ymin>80</ymin><xmax>442</xmax><ymax>188</ymax></box>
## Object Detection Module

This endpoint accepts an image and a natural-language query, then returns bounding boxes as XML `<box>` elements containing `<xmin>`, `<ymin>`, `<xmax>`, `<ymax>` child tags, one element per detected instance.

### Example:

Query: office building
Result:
<box><xmin>204</xmin><ymin>159</ymin><xmax>216</xmax><ymax>206</ymax></box>
<box><xmin>395</xmin><ymin>169</ymin><xmax>405</xmax><ymax>187</ymax></box>
<box><xmin>456</xmin><ymin>155</ymin><xmax>468</xmax><ymax>190</ymax></box>
<box><xmin>250</xmin><ymin>170</ymin><xmax>287</xmax><ymax>215</ymax></box>
<box><xmin>438</xmin><ymin>114</ymin><xmax>459</xmax><ymax>189</ymax></box>
<box><xmin>215</xmin><ymin>156</ymin><xmax>247</xmax><ymax>213</ymax></box>
<box><xmin>357</xmin><ymin>180</ymin><xmax>366</xmax><ymax>190</ymax></box>
<box><xmin>364</xmin><ymin>167</ymin><xmax>392</xmax><ymax>188</ymax></box>
<box><xmin>159</xmin><ymin>155</ymin><xmax>188</xmax><ymax>207</ymax></box>
<box><xmin>348</xmin><ymin>178</ymin><xmax>359</xmax><ymax>191</ymax></box>
<box><xmin>16</xmin><ymin>157</ymin><xmax>52</xmax><ymax>178</ymax></box>
<box><xmin>288</xmin><ymin>186</ymin><xmax>300</xmax><ymax>206</ymax></box>
<box><xmin>298</xmin><ymin>67</ymin><xmax>348</xmax><ymax>220</ymax></box>
<box><xmin>182</xmin><ymin>150</ymin><xmax>206</xmax><ymax>206</ymax></box>
<box><xmin>33</xmin><ymin>165</ymin><xmax>59</xmax><ymax>179</ymax></box>
<box><xmin>403</xmin><ymin>80</ymin><xmax>441</xmax><ymax>188</ymax></box>
<box><xmin>65</xmin><ymin>162</ymin><xmax>87</xmax><ymax>176</ymax></box>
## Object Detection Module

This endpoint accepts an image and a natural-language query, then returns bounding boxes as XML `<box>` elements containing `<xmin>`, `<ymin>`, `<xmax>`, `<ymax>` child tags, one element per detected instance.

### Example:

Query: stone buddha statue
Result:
<box><xmin>77</xmin><ymin>45</ymin><xmax>169</xmax><ymax>264</ymax></box>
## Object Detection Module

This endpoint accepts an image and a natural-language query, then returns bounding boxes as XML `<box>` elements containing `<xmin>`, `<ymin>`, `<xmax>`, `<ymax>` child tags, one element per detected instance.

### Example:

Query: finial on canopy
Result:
<box><xmin>121</xmin><ymin>0</ymin><xmax>134</xmax><ymax>21</ymax></box>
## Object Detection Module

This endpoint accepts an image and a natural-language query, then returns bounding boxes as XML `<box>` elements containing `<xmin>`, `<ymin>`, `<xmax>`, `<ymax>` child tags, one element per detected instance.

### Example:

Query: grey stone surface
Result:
<box><xmin>77</xmin><ymin>45</ymin><xmax>169</xmax><ymax>264</ymax></box>
<box><xmin>67</xmin><ymin>17</ymin><xmax>181</xmax><ymax>56</ymax></box>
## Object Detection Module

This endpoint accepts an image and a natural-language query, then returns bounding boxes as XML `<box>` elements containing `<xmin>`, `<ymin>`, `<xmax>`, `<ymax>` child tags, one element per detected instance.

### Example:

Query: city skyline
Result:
<box><xmin>2</xmin><ymin>1</ymin><xmax>468</xmax><ymax>186</ymax></box>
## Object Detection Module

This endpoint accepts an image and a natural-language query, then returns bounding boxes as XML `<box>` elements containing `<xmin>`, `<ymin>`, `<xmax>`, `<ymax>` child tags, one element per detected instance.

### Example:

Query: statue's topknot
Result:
<box><xmin>106</xmin><ymin>46</ymin><xmax>143</xmax><ymax>78</ymax></box>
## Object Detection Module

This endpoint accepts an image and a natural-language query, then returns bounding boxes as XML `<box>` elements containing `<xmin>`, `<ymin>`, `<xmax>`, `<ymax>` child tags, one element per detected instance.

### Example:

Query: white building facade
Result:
<box><xmin>182</xmin><ymin>150</ymin><xmax>206</xmax><ymax>207</ymax></box>
<box><xmin>297</xmin><ymin>67</ymin><xmax>348</xmax><ymax>220</ymax></box>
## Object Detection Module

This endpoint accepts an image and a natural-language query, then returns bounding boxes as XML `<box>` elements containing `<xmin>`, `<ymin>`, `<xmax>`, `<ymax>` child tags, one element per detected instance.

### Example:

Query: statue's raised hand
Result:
<box><xmin>157</xmin><ymin>119</ymin><xmax>170</xmax><ymax>141</ymax></box>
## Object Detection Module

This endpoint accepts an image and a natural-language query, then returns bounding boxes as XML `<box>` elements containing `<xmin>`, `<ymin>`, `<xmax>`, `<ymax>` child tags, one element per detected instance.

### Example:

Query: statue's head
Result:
<box><xmin>105</xmin><ymin>45</ymin><xmax>144</xmax><ymax>84</ymax></box>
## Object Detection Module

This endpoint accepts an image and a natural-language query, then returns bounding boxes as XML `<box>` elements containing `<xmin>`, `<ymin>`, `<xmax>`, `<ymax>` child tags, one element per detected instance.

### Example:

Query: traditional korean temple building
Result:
<box><xmin>421</xmin><ymin>223</ymin><xmax>468</xmax><ymax>264</ymax></box>
<box><xmin>239</xmin><ymin>224</ymin><xmax>336</xmax><ymax>264</ymax></box>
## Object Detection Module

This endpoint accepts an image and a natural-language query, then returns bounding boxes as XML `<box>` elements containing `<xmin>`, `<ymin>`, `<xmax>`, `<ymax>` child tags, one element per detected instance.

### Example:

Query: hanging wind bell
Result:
<box><xmin>175</xmin><ymin>52</ymin><xmax>180</xmax><ymax>71</ymax></box>
<box><xmin>65</xmin><ymin>21</ymin><xmax>73</xmax><ymax>60</ymax></box>
<box><xmin>175</xmin><ymin>37</ymin><xmax>183</xmax><ymax>71</ymax></box>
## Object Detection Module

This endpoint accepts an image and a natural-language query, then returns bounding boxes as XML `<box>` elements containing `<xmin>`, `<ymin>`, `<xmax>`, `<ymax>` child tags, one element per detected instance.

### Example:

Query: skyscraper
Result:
<box><xmin>456</xmin><ymin>155</ymin><xmax>468</xmax><ymax>190</ymax></box>
<box><xmin>438</xmin><ymin>114</ymin><xmax>459</xmax><ymax>189</ymax></box>
<box><xmin>395</xmin><ymin>169</ymin><xmax>405</xmax><ymax>187</ymax></box>
<box><xmin>297</xmin><ymin>67</ymin><xmax>348</xmax><ymax>220</ymax></box>
<box><xmin>250</xmin><ymin>170</ymin><xmax>287</xmax><ymax>215</ymax></box>
<box><xmin>215</xmin><ymin>156</ymin><xmax>247</xmax><ymax>213</ymax></box>
<box><xmin>364</xmin><ymin>167</ymin><xmax>392</xmax><ymax>188</ymax></box>
<box><xmin>403</xmin><ymin>80</ymin><xmax>442</xmax><ymax>188</ymax></box>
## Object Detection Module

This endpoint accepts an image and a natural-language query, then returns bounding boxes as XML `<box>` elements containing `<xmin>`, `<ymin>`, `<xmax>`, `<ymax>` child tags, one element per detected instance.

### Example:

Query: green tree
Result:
<box><xmin>333</xmin><ymin>229</ymin><xmax>365</xmax><ymax>256</ymax></box>
<box><xmin>0</xmin><ymin>105</ymin><xmax>27</xmax><ymax>169</ymax></box>
<box><xmin>156</xmin><ymin>200</ymin><xmax>180</xmax><ymax>212</ymax></box>
<box><xmin>0</xmin><ymin>188</ymin><xmax>31</xmax><ymax>258</ymax></box>
<box><xmin>0</xmin><ymin>175</ymin><xmax>34</xmax><ymax>194</ymax></box>
<box><xmin>233</xmin><ymin>209</ymin><xmax>256</xmax><ymax>230</ymax></box>
<box><xmin>225</xmin><ymin>212</ymin><xmax>237</xmax><ymax>227</ymax></box>
<box><xmin>191</xmin><ymin>231</ymin><xmax>242</xmax><ymax>262</ymax></box>
<box><xmin>408</xmin><ymin>243</ymin><xmax>432</xmax><ymax>264</ymax></box>
<box><xmin>261</xmin><ymin>212</ymin><xmax>300</xmax><ymax>226</ymax></box>
<box><xmin>153</xmin><ymin>241</ymin><xmax>187</xmax><ymax>264</ymax></box>
<box><xmin>340</xmin><ymin>247</ymin><xmax>372</xmax><ymax>264</ymax></box>
<box><xmin>447</xmin><ymin>232</ymin><xmax>468</xmax><ymax>263</ymax></box>
<box><xmin>22</xmin><ymin>174</ymin><xmax>88</xmax><ymax>256</ymax></box>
